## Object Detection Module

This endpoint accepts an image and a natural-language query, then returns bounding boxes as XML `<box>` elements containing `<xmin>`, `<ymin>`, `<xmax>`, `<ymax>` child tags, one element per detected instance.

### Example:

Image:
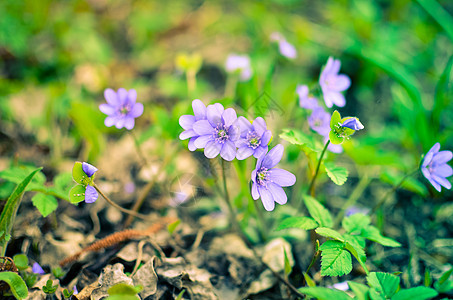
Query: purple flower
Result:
<box><xmin>179</xmin><ymin>99</ymin><xmax>208</xmax><ymax>151</ymax></box>
<box><xmin>82</xmin><ymin>162</ymin><xmax>98</xmax><ymax>203</ymax></box>
<box><xmin>225</xmin><ymin>54</ymin><xmax>253</xmax><ymax>81</ymax></box>
<box><xmin>99</xmin><ymin>88</ymin><xmax>144</xmax><ymax>130</ymax></box>
<box><xmin>297</xmin><ymin>85</ymin><xmax>319</xmax><ymax>110</ymax></box>
<box><xmin>82</xmin><ymin>162</ymin><xmax>97</xmax><ymax>177</ymax></box>
<box><xmin>32</xmin><ymin>262</ymin><xmax>45</xmax><ymax>275</ymax></box>
<box><xmin>325</xmin><ymin>136</ymin><xmax>343</xmax><ymax>153</ymax></box>
<box><xmin>235</xmin><ymin>117</ymin><xmax>272</xmax><ymax>160</ymax></box>
<box><xmin>270</xmin><ymin>32</ymin><xmax>297</xmax><ymax>59</ymax></box>
<box><xmin>73</xmin><ymin>286</ymin><xmax>78</xmax><ymax>295</ymax></box>
<box><xmin>319</xmin><ymin>57</ymin><xmax>351</xmax><ymax>108</ymax></box>
<box><xmin>345</xmin><ymin>206</ymin><xmax>370</xmax><ymax>217</ymax></box>
<box><xmin>192</xmin><ymin>104</ymin><xmax>239</xmax><ymax>161</ymax></box>
<box><xmin>251</xmin><ymin>144</ymin><xmax>296</xmax><ymax>211</ymax></box>
<box><xmin>341</xmin><ymin>118</ymin><xmax>364</xmax><ymax>131</ymax></box>
<box><xmin>308</xmin><ymin>108</ymin><xmax>331</xmax><ymax>136</ymax></box>
<box><xmin>421</xmin><ymin>143</ymin><xmax>452</xmax><ymax>192</ymax></box>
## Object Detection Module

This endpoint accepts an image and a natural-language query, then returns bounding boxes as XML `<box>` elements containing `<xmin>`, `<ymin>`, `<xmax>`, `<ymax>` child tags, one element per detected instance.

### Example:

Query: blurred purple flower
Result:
<box><xmin>225</xmin><ymin>54</ymin><xmax>253</xmax><ymax>81</ymax></box>
<box><xmin>331</xmin><ymin>281</ymin><xmax>349</xmax><ymax>291</ymax></box>
<box><xmin>82</xmin><ymin>162</ymin><xmax>97</xmax><ymax>177</ymax></box>
<box><xmin>297</xmin><ymin>85</ymin><xmax>319</xmax><ymax>110</ymax></box>
<box><xmin>251</xmin><ymin>144</ymin><xmax>296</xmax><ymax>211</ymax></box>
<box><xmin>325</xmin><ymin>136</ymin><xmax>343</xmax><ymax>153</ymax></box>
<box><xmin>319</xmin><ymin>57</ymin><xmax>351</xmax><ymax>108</ymax></box>
<box><xmin>308</xmin><ymin>108</ymin><xmax>331</xmax><ymax>136</ymax></box>
<box><xmin>341</xmin><ymin>118</ymin><xmax>364</xmax><ymax>131</ymax></box>
<box><xmin>99</xmin><ymin>88</ymin><xmax>144</xmax><ymax>130</ymax></box>
<box><xmin>179</xmin><ymin>99</ymin><xmax>208</xmax><ymax>151</ymax></box>
<box><xmin>270</xmin><ymin>32</ymin><xmax>297</xmax><ymax>59</ymax></box>
<box><xmin>32</xmin><ymin>262</ymin><xmax>45</xmax><ymax>275</ymax></box>
<box><xmin>192</xmin><ymin>104</ymin><xmax>239</xmax><ymax>161</ymax></box>
<box><xmin>73</xmin><ymin>286</ymin><xmax>78</xmax><ymax>295</ymax></box>
<box><xmin>421</xmin><ymin>142</ymin><xmax>452</xmax><ymax>192</ymax></box>
<box><xmin>235</xmin><ymin>117</ymin><xmax>272</xmax><ymax>160</ymax></box>
<box><xmin>345</xmin><ymin>206</ymin><xmax>370</xmax><ymax>217</ymax></box>
<box><xmin>81</xmin><ymin>162</ymin><xmax>98</xmax><ymax>203</ymax></box>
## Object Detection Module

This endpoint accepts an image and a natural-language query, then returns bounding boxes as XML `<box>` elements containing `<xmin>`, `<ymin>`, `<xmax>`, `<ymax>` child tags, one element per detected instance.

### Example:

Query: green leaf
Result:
<box><xmin>392</xmin><ymin>286</ymin><xmax>438</xmax><ymax>300</ymax></box>
<box><xmin>324</xmin><ymin>163</ymin><xmax>349</xmax><ymax>185</ymax></box>
<box><xmin>434</xmin><ymin>268</ymin><xmax>453</xmax><ymax>293</ymax></box>
<box><xmin>275</xmin><ymin>216</ymin><xmax>318</xmax><ymax>231</ymax></box>
<box><xmin>416</xmin><ymin>0</ymin><xmax>453</xmax><ymax>42</ymax></box>
<box><xmin>31</xmin><ymin>194</ymin><xmax>58</xmax><ymax>217</ymax></box>
<box><xmin>108</xmin><ymin>283</ymin><xmax>142</xmax><ymax>296</ymax></box>
<box><xmin>53</xmin><ymin>172</ymin><xmax>75</xmax><ymax>194</ymax></box>
<box><xmin>347</xmin><ymin>281</ymin><xmax>369</xmax><ymax>300</ymax></box>
<box><xmin>72</xmin><ymin>162</ymin><xmax>86</xmax><ymax>185</ymax></box>
<box><xmin>0</xmin><ymin>271</ymin><xmax>29</xmax><ymax>299</ymax></box>
<box><xmin>366</xmin><ymin>272</ymin><xmax>400</xmax><ymax>298</ymax></box>
<box><xmin>329</xmin><ymin>130</ymin><xmax>344</xmax><ymax>145</ymax></box>
<box><xmin>319</xmin><ymin>240</ymin><xmax>352</xmax><ymax>276</ymax></box>
<box><xmin>42</xmin><ymin>279</ymin><xmax>58</xmax><ymax>294</ymax></box>
<box><xmin>0</xmin><ymin>166</ymin><xmax>46</xmax><ymax>191</ymax></box>
<box><xmin>344</xmin><ymin>239</ymin><xmax>368</xmax><ymax>275</ymax></box>
<box><xmin>13</xmin><ymin>254</ymin><xmax>29</xmax><ymax>271</ymax></box>
<box><xmin>342</xmin><ymin>213</ymin><xmax>371</xmax><ymax>234</ymax></box>
<box><xmin>298</xmin><ymin>287</ymin><xmax>353</xmax><ymax>300</ymax></box>
<box><xmin>362</xmin><ymin>226</ymin><xmax>401</xmax><ymax>247</ymax></box>
<box><xmin>69</xmin><ymin>185</ymin><xmax>86</xmax><ymax>204</ymax></box>
<box><xmin>167</xmin><ymin>219</ymin><xmax>181</xmax><ymax>235</ymax></box>
<box><xmin>279</xmin><ymin>129</ymin><xmax>321</xmax><ymax>151</ymax></box>
<box><xmin>432</xmin><ymin>56</ymin><xmax>453</xmax><ymax>132</ymax></box>
<box><xmin>330</xmin><ymin>110</ymin><xmax>341</xmax><ymax>129</ymax></box>
<box><xmin>380</xmin><ymin>171</ymin><xmax>428</xmax><ymax>197</ymax></box>
<box><xmin>0</xmin><ymin>168</ymin><xmax>42</xmax><ymax>256</ymax></box>
<box><xmin>303</xmin><ymin>273</ymin><xmax>316</xmax><ymax>287</ymax></box>
<box><xmin>52</xmin><ymin>267</ymin><xmax>64</xmax><ymax>279</ymax></box>
<box><xmin>316</xmin><ymin>227</ymin><xmax>344</xmax><ymax>242</ymax></box>
<box><xmin>283</xmin><ymin>248</ymin><xmax>292</xmax><ymax>276</ymax></box>
<box><xmin>304</xmin><ymin>196</ymin><xmax>333</xmax><ymax>228</ymax></box>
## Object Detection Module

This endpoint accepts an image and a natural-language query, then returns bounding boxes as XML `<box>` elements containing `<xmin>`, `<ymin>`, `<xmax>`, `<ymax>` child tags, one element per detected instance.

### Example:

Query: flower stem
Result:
<box><xmin>305</xmin><ymin>239</ymin><xmax>320</xmax><ymax>275</ymax></box>
<box><xmin>371</xmin><ymin>169</ymin><xmax>419</xmax><ymax>213</ymax></box>
<box><xmin>308</xmin><ymin>140</ymin><xmax>330</xmax><ymax>197</ymax></box>
<box><xmin>129</xmin><ymin>131</ymin><xmax>148</xmax><ymax>167</ymax></box>
<box><xmin>252</xmin><ymin>196</ymin><xmax>268</xmax><ymax>242</ymax></box>
<box><xmin>93</xmin><ymin>183</ymin><xmax>152</xmax><ymax>221</ymax></box>
<box><xmin>221</xmin><ymin>160</ymin><xmax>241</xmax><ymax>233</ymax></box>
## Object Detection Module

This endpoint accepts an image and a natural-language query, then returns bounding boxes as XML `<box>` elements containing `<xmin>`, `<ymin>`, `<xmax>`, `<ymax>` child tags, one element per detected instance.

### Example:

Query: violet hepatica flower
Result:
<box><xmin>421</xmin><ymin>142</ymin><xmax>452</xmax><ymax>192</ymax></box>
<box><xmin>251</xmin><ymin>144</ymin><xmax>296</xmax><ymax>211</ymax></box>
<box><xmin>82</xmin><ymin>162</ymin><xmax>98</xmax><ymax>203</ymax></box>
<box><xmin>235</xmin><ymin>116</ymin><xmax>272</xmax><ymax>160</ymax></box>
<box><xmin>270</xmin><ymin>32</ymin><xmax>297</xmax><ymax>59</ymax></box>
<box><xmin>179</xmin><ymin>99</ymin><xmax>208</xmax><ymax>151</ymax></box>
<box><xmin>32</xmin><ymin>262</ymin><xmax>45</xmax><ymax>275</ymax></box>
<box><xmin>225</xmin><ymin>54</ymin><xmax>253</xmax><ymax>81</ymax></box>
<box><xmin>319</xmin><ymin>57</ymin><xmax>351</xmax><ymax>108</ymax></box>
<box><xmin>192</xmin><ymin>104</ymin><xmax>239</xmax><ymax>161</ymax></box>
<box><xmin>99</xmin><ymin>88</ymin><xmax>144</xmax><ymax>130</ymax></box>
<box><xmin>297</xmin><ymin>85</ymin><xmax>319</xmax><ymax>110</ymax></box>
<box><xmin>308</xmin><ymin>108</ymin><xmax>331</xmax><ymax>136</ymax></box>
<box><xmin>341</xmin><ymin>117</ymin><xmax>364</xmax><ymax>131</ymax></box>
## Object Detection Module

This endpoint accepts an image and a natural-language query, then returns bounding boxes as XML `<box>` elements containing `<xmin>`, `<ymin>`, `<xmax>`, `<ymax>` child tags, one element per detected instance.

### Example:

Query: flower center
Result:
<box><xmin>334</xmin><ymin>123</ymin><xmax>349</xmax><ymax>138</ymax></box>
<box><xmin>214</xmin><ymin>124</ymin><xmax>229</xmax><ymax>144</ymax></box>
<box><xmin>119</xmin><ymin>105</ymin><xmax>131</xmax><ymax>115</ymax></box>
<box><xmin>257</xmin><ymin>167</ymin><xmax>271</xmax><ymax>186</ymax></box>
<box><xmin>247</xmin><ymin>131</ymin><xmax>261</xmax><ymax>149</ymax></box>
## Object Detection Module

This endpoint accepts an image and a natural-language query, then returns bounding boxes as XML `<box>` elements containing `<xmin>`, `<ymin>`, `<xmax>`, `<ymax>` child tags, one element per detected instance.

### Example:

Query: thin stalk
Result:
<box><xmin>129</xmin><ymin>131</ymin><xmax>148</xmax><ymax>166</ymax></box>
<box><xmin>252</xmin><ymin>197</ymin><xmax>268</xmax><ymax>242</ymax></box>
<box><xmin>371</xmin><ymin>169</ymin><xmax>419</xmax><ymax>213</ymax></box>
<box><xmin>93</xmin><ymin>183</ymin><xmax>152</xmax><ymax>221</ymax></box>
<box><xmin>308</xmin><ymin>140</ymin><xmax>330</xmax><ymax>197</ymax></box>
<box><xmin>305</xmin><ymin>239</ymin><xmax>320</xmax><ymax>275</ymax></box>
<box><xmin>186</xmin><ymin>70</ymin><xmax>196</xmax><ymax>95</ymax></box>
<box><xmin>221</xmin><ymin>160</ymin><xmax>240</xmax><ymax>233</ymax></box>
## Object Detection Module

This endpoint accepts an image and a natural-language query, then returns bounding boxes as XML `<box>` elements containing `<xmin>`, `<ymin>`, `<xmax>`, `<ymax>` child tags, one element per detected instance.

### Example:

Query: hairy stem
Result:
<box><xmin>221</xmin><ymin>160</ymin><xmax>240</xmax><ymax>233</ymax></box>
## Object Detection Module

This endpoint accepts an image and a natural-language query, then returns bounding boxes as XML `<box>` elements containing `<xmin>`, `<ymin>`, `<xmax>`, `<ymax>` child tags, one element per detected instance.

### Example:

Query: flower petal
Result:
<box><xmin>104</xmin><ymin>116</ymin><xmax>118</xmax><ymax>127</ymax></box>
<box><xmin>179</xmin><ymin>129</ymin><xmax>197</xmax><ymax>140</ymax></box>
<box><xmin>99</xmin><ymin>104</ymin><xmax>116</xmax><ymax>115</ymax></box>
<box><xmin>220</xmin><ymin>140</ymin><xmax>236</xmax><ymax>161</ymax></box>
<box><xmin>188</xmin><ymin>137</ymin><xmax>197</xmax><ymax>151</ymax></box>
<box><xmin>193</xmin><ymin>120</ymin><xmax>214</xmax><ymax>135</ymax></box>
<box><xmin>433</xmin><ymin>164</ymin><xmax>453</xmax><ymax>178</ymax></box>
<box><xmin>323</xmin><ymin>91</ymin><xmax>346</xmax><ymax>108</ymax></box>
<box><xmin>328</xmin><ymin>74</ymin><xmax>351</xmax><ymax>92</ymax></box>
<box><xmin>115</xmin><ymin>117</ymin><xmax>125</xmax><ymax>129</ymax></box>
<box><xmin>85</xmin><ymin>185</ymin><xmax>98</xmax><ymax>203</ymax></box>
<box><xmin>179</xmin><ymin>115</ymin><xmax>196</xmax><ymax>130</ymax></box>
<box><xmin>104</xmin><ymin>88</ymin><xmax>119</xmax><ymax>106</ymax></box>
<box><xmin>207</xmin><ymin>104</ymin><xmax>224</xmax><ymax>127</ymax></box>
<box><xmin>253</xmin><ymin>146</ymin><xmax>267</xmax><ymax>159</ymax></box>
<box><xmin>192</xmin><ymin>99</ymin><xmax>207</xmax><ymax>120</ymax></box>
<box><xmin>228</xmin><ymin>124</ymin><xmax>240</xmax><ymax>142</ymax></box>
<box><xmin>222</xmin><ymin>108</ymin><xmax>237</xmax><ymax>127</ymax></box>
<box><xmin>422</xmin><ymin>143</ymin><xmax>440</xmax><ymax>167</ymax></box>
<box><xmin>204</xmin><ymin>141</ymin><xmax>222</xmax><ymax>158</ymax></box>
<box><xmin>253</xmin><ymin>117</ymin><xmax>267</xmax><ymax>136</ymax></box>
<box><xmin>124</xmin><ymin>117</ymin><xmax>135</xmax><ymax>130</ymax></box>
<box><xmin>261</xmin><ymin>130</ymin><xmax>272</xmax><ymax>146</ymax></box>
<box><xmin>236</xmin><ymin>146</ymin><xmax>254</xmax><ymax>160</ymax></box>
<box><xmin>251</xmin><ymin>183</ymin><xmax>259</xmax><ymax>200</ymax></box>
<box><xmin>262</xmin><ymin>144</ymin><xmax>284</xmax><ymax>169</ymax></box>
<box><xmin>82</xmin><ymin>162</ymin><xmax>98</xmax><ymax>177</ymax></box>
<box><xmin>129</xmin><ymin>103</ymin><xmax>144</xmax><ymax>118</ymax></box>
<box><xmin>236</xmin><ymin>116</ymin><xmax>252</xmax><ymax>136</ymax></box>
<box><xmin>258</xmin><ymin>186</ymin><xmax>275</xmax><ymax>211</ymax></box>
<box><xmin>32</xmin><ymin>262</ymin><xmax>45</xmax><ymax>275</ymax></box>
<box><xmin>194</xmin><ymin>135</ymin><xmax>212</xmax><ymax>148</ymax></box>
<box><xmin>117</xmin><ymin>88</ymin><xmax>128</xmax><ymax>105</ymax></box>
<box><xmin>432</xmin><ymin>174</ymin><xmax>451</xmax><ymax>190</ymax></box>
<box><xmin>128</xmin><ymin>89</ymin><xmax>137</xmax><ymax>105</ymax></box>
<box><xmin>432</xmin><ymin>150</ymin><xmax>453</xmax><ymax>165</ymax></box>
<box><xmin>270</xmin><ymin>168</ymin><xmax>296</xmax><ymax>187</ymax></box>
<box><xmin>268</xmin><ymin>183</ymin><xmax>287</xmax><ymax>205</ymax></box>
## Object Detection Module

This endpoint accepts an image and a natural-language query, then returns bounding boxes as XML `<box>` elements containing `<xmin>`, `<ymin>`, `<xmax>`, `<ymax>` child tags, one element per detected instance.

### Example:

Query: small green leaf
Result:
<box><xmin>347</xmin><ymin>281</ymin><xmax>369</xmax><ymax>300</ymax></box>
<box><xmin>424</xmin><ymin>269</ymin><xmax>431</xmax><ymax>287</ymax></box>
<box><xmin>108</xmin><ymin>283</ymin><xmax>142</xmax><ymax>296</ymax></box>
<box><xmin>283</xmin><ymin>248</ymin><xmax>292</xmax><ymax>276</ymax></box>
<box><xmin>42</xmin><ymin>279</ymin><xmax>58</xmax><ymax>294</ymax></box>
<box><xmin>279</xmin><ymin>129</ymin><xmax>321</xmax><ymax>151</ymax></box>
<box><xmin>0</xmin><ymin>271</ymin><xmax>29</xmax><ymax>299</ymax></box>
<box><xmin>52</xmin><ymin>267</ymin><xmax>64</xmax><ymax>278</ymax></box>
<box><xmin>366</xmin><ymin>272</ymin><xmax>400</xmax><ymax>298</ymax></box>
<box><xmin>167</xmin><ymin>219</ymin><xmax>181</xmax><ymax>235</ymax></box>
<box><xmin>275</xmin><ymin>216</ymin><xmax>318</xmax><ymax>231</ymax></box>
<box><xmin>175</xmin><ymin>289</ymin><xmax>186</xmax><ymax>300</ymax></box>
<box><xmin>344</xmin><ymin>239</ymin><xmax>368</xmax><ymax>275</ymax></box>
<box><xmin>13</xmin><ymin>254</ymin><xmax>29</xmax><ymax>271</ymax></box>
<box><xmin>362</xmin><ymin>226</ymin><xmax>401</xmax><ymax>247</ymax></box>
<box><xmin>0</xmin><ymin>168</ymin><xmax>42</xmax><ymax>256</ymax></box>
<box><xmin>316</xmin><ymin>227</ymin><xmax>344</xmax><ymax>241</ymax></box>
<box><xmin>330</xmin><ymin>110</ymin><xmax>342</xmax><ymax>129</ymax></box>
<box><xmin>329</xmin><ymin>130</ymin><xmax>344</xmax><ymax>145</ymax></box>
<box><xmin>304</xmin><ymin>196</ymin><xmax>333</xmax><ymax>228</ymax></box>
<box><xmin>342</xmin><ymin>213</ymin><xmax>371</xmax><ymax>234</ymax></box>
<box><xmin>319</xmin><ymin>240</ymin><xmax>352</xmax><ymax>276</ymax></box>
<box><xmin>434</xmin><ymin>268</ymin><xmax>453</xmax><ymax>293</ymax></box>
<box><xmin>62</xmin><ymin>288</ymin><xmax>74</xmax><ymax>298</ymax></box>
<box><xmin>31</xmin><ymin>194</ymin><xmax>58</xmax><ymax>217</ymax></box>
<box><xmin>298</xmin><ymin>287</ymin><xmax>353</xmax><ymax>300</ymax></box>
<box><xmin>69</xmin><ymin>185</ymin><xmax>86</xmax><ymax>204</ymax></box>
<box><xmin>72</xmin><ymin>162</ymin><xmax>86</xmax><ymax>185</ymax></box>
<box><xmin>324</xmin><ymin>162</ymin><xmax>348</xmax><ymax>185</ymax></box>
<box><xmin>392</xmin><ymin>286</ymin><xmax>438</xmax><ymax>300</ymax></box>
<box><xmin>303</xmin><ymin>273</ymin><xmax>316</xmax><ymax>287</ymax></box>
<box><xmin>53</xmin><ymin>172</ymin><xmax>74</xmax><ymax>194</ymax></box>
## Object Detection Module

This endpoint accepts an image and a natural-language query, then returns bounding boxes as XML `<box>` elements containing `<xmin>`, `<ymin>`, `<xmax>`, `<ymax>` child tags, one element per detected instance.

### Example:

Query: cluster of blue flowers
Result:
<box><xmin>179</xmin><ymin>99</ymin><xmax>296</xmax><ymax>211</ymax></box>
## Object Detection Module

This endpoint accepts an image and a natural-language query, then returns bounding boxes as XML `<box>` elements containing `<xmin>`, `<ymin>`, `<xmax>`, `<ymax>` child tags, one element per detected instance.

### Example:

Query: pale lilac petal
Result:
<box><xmin>124</xmin><ymin>117</ymin><xmax>135</xmax><ymax>130</ymax></box>
<box><xmin>422</xmin><ymin>151</ymin><xmax>435</xmax><ymax>168</ymax></box>
<box><xmin>251</xmin><ymin>183</ymin><xmax>259</xmax><ymax>200</ymax></box>
<box><xmin>129</xmin><ymin>103</ymin><xmax>144</xmax><ymax>118</ymax></box>
<box><xmin>179</xmin><ymin>115</ymin><xmax>196</xmax><ymax>130</ymax></box>
<box><xmin>324</xmin><ymin>91</ymin><xmax>346</xmax><ymax>108</ymax></box>
<box><xmin>99</xmin><ymin>104</ymin><xmax>116</xmax><ymax>115</ymax></box>
<box><xmin>104</xmin><ymin>116</ymin><xmax>118</xmax><ymax>127</ymax></box>
<box><xmin>421</xmin><ymin>167</ymin><xmax>431</xmax><ymax>182</ymax></box>
<box><xmin>320</xmin><ymin>57</ymin><xmax>334</xmax><ymax>81</ymax></box>
<box><xmin>261</xmin><ymin>130</ymin><xmax>272</xmax><ymax>146</ymax></box>
<box><xmin>179</xmin><ymin>129</ymin><xmax>198</xmax><ymax>140</ymax></box>
<box><xmin>188</xmin><ymin>137</ymin><xmax>197</xmax><ymax>151</ymax></box>
<box><xmin>117</xmin><ymin>88</ymin><xmax>128</xmax><ymax>105</ymax></box>
<box><xmin>253</xmin><ymin>117</ymin><xmax>267</xmax><ymax>136</ymax></box>
<box><xmin>432</xmin><ymin>174</ymin><xmax>451</xmax><ymax>190</ymax></box>
<box><xmin>236</xmin><ymin>146</ymin><xmax>254</xmax><ymax>160</ymax></box>
<box><xmin>104</xmin><ymin>88</ymin><xmax>119</xmax><ymax>106</ymax></box>
<box><xmin>193</xmin><ymin>120</ymin><xmax>214</xmax><ymax>135</ymax></box>
<box><xmin>128</xmin><ymin>89</ymin><xmax>137</xmax><ymax>105</ymax></box>
<box><xmin>342</xmin><ymin>118</ymin><xmax>364</xmax><ymax>131</ymax></box>
<box><xmin>428</xmin><ymin>175</ymin><xmax>442</xmax><ymax>192</ymax></box>
<box><xmin>220</xmin><ymin>140</ymin><xmax>236</xmax><ymax>161</ymax></box>
<box><xmin>85</xmin><ymin>185</ymin><xmax>98</xmax><ymax>203</ymax></box>
<box><xmin>237</xmin><ymin>116</ymin><xmax>252</xmax><ymax>136</ymax></box>
<box><xmin>115</xmin><ymin>118</ymin><xmax>125</xmax><ymax>129</ymax></box>
<box><xmin>330</xmin><ymin>58</ymin><xmax>341</xmax><ymax>75</ymax></box>
<box><xmin>82</xmin><ymin>162</ymin><xmax>98</xmax><ymax>177</ymax></box>
<box><xmin>269</xmin><ymin>168</ymin><xmax>296</xmax><ymax>187</ymax></box>
<box><xmin>236</xmin><ymin>139</ymin><xmax>248</xmax><ymax>148</ymax></box>
<box><xmin>327</xmin><ymin>142</ymin><xmax>343</xmax><ymax>153</ymax></box>
<box><xmin>296</xmin><ymin>85</ymin><xmax>308</xmax><ymax>99</ymax></box>
<box><xmin>194</xmin><ymin>135</ymin><xmax>212</xmax><ymax>148</ymax></box>
<box><xmin>258</xmin><ymin>186</ymin><xmax>275</xmax><ymax>211</ymax></box>
<box><xmin>329</xmin><ymin>74</ymin><xmax>351</xmax><ymax>92</ymax></box>
<box><xmin>279</xmin><ymin>40</ymin><xmax>297</xmax><ymax>59</ymax></box>
<box><xmin>228</xmin><ymin>125</ymin><xmax>240</xmax><ymax>141</ymax></box>
<box><xmin>192</xmin><ymin>99</ymin><xmax>207</xmax><ymax>120</ymax></box>
<box><xmin>268</xmin><ymin>183</ymin><xmax>287</xmax><ymax>205</ymax></box>
<box><xmin>253</xmin><ymin>146</ymin><xmax>268</xmax><ymax>159</ymax></box>
<box><xmin>32</xmin><ymin>262</ymin><xmax>45</xmax><ymax>274</ymax></box>
<box><xmin>434</xmin><ymin>164</ymin><xmax>453</xmax><ymax>177</ymax></box>
<box><xmin>222</xmin><ymin>108</ymin><xmax>237</xmax><ymax>127</ymax></box>
<box><xmin>207</xmin><ymin>104</ymin><xmax>224</xmax><ymax>127</ymax></box>
<box><xmin>205</xmin><ymin>141</ymin><xmax>222</xmax><ymax>158</ymax></box>
<box><xmin>240</xmin><ymin>67</ymin><xmax>252</xmax><ymax>81</ymax></box>
<box><xmin>262</xmin><ymin>144</ymin><xmax>284</xmax><ymax>169</ymax></box>
<box><xmin>432</xmin><ymin>151</ymin><xmax>453</xmax><ymax>165</ymax></box>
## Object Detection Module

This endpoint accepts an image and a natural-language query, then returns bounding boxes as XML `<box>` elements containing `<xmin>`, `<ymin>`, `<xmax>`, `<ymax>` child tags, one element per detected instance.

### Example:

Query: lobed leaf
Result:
<box><xmin>72</xmin><ymin>162</ymin><xmax>86</xmax><ymax>185</ymax></box>
<box><xmin>13</xmin><ymin>254</ymin><xmax>29</xmax><ymax>271</ymax></box>
<box><xmin>279</xmin><ymin>128</ymin><xmax>320</xmax><ymax>152</ymax></box>
<box><xmin>275</xmin><ymin>216</ymin><xmax>318</xmax><ymax>231</ymax></box>
<box><xmin>304</xmin><ymin>196</ymin><xmax>333</xmax><ymax>228</ymax></box>
<box><xmin>31</xmin><ymin>194</ymin><xmax>58</xmax><ymax>217</ymax></box>
<box><xmin>324</xmin><ymin>162</ymin><xmax>348</xmax><ymax>185</ymax></box>
<box><xmin>316</xmin><ymin>227</ymin><xmax>344</xmax><ymax>242</ymax></box>
<box><xmin>69</xmin><ymin>184</ymin><xmax>86</xmax><ymax>204</ymax></box>
<box><xmin>366</xmin><ymin>272</ymin><xmax>400</xmax><ymax>298</ymax></box>
<box><xmin>347</xmin><ymin>281</ymin><xmax>369</xmax><ymax>300</ymax></box>
<box><xmin>362</xmin><ymin>226</ymin><xmax>401</xmax><ymax>247</ymax></box>
<box><xmin>319</xmin><ymin>240</ymin><xmax>352</xmax><ymax>276</ymax></box>
<box><xmin>0</xmin><ymin>271</ymin><xmax>28</xmax><ymax>299</ymax></box>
